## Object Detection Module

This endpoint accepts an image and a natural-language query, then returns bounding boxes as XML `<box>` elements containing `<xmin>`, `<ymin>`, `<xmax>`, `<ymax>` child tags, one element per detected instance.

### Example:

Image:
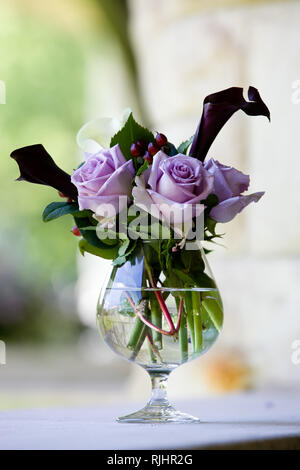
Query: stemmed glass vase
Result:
<box><xmin>97</xmin><ymin>240</ymin><xmax>223</xmax><ymax>423</ymax></box>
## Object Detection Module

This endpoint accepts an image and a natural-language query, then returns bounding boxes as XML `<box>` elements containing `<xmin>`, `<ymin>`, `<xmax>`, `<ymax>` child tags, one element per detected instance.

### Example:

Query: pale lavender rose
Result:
<box><xmin>71</xmin><ymin>144</ymin><xmax>134</xmax><ymax>217</ymax></box>
<box><xmin>133</xmin><ymin>151</ymin><xmax>214</xmax><ymax>224</ymax></box>
<box><xmin>204</xmin><ymin>158</ymin><xmax>264</xmax><ymax>222</ymax></box>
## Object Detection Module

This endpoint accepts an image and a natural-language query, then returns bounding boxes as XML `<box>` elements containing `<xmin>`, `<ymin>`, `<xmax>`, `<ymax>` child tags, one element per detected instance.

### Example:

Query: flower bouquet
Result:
<box><xmin>11</xmin><ymin>86</ymin><xmax>270</xmax><ymax>423</ymax></box>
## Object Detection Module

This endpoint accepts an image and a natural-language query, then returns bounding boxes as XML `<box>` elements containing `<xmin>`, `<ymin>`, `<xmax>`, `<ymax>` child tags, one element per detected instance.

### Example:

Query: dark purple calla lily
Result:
<box><xmin>189</xmin><ymin>86</ymin><xmax>270</xmax><ymax>161</ymax></box>
<box><xmin>10</xmin><ymin>144</ymin><xmax>78</xmax><ymax>200</ymax></box>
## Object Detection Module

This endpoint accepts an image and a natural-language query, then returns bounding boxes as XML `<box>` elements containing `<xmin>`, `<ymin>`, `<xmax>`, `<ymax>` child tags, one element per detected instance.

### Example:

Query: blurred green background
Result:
<box><xmin>0</xmin><ymin>0</ymin><xmax>133</xmax><ymax>344</ymax></box>
<box><xmin>0</xmin><ymin>0</ymin><xmax>139</xmax><ymax>410</ymax></box>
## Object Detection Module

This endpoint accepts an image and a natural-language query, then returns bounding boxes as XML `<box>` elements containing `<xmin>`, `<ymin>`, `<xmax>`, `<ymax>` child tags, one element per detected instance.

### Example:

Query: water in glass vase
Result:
<box><xmin>97</xmin><ymin>241</ymin><xmax>223</xmax><ymax>423</ymax></box>
<box><xmin>98</xmin><ymin>287</ymin><xmax>221</xmax><ymax>370</ymax></box>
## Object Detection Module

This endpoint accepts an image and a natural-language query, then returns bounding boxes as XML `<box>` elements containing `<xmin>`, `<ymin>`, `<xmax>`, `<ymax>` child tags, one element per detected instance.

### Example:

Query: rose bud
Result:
<box><xmin>130</xmin><ymin>143</ymin><xmax>142</xmax><ymax>157</ymax></box>
<box><xmin>143</xmin><ymin>152</ymin><xmax>152</xmax><ymax>164</ymax></box>
<box><xmin>136</xmin><ymin>140</ymin><xmax>146</xmax><ymax>150</ymax></box>
<box><xmin>156</xmin><ymin>133</ymin><xmax>168</xmax><ymax>147</ymax></box>
<box><xmin>148</xmin><ymin>142</ymin><xmax>160</xmax><ymax>156</ymax></box>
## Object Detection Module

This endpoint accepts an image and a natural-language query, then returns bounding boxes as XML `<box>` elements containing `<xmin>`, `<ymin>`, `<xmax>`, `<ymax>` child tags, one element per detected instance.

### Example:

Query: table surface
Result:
<box><xmin>0</xmin><ymin>390</ymin><xmax>300</xmax><ymax>450</ymax></box>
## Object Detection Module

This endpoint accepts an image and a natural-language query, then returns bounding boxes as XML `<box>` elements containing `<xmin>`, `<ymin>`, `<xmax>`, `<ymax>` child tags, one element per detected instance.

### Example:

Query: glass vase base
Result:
<box><xmin>117</xmin><ymin>404</ymin><xmax>201</xmax><ymax>424</ymax></box>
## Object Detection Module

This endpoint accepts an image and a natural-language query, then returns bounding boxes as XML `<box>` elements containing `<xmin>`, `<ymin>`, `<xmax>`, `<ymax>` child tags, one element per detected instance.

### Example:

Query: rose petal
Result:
<box><xmin>78</xmin><ymin>193</ymin><xmax>129</xmax><ymax>217</ymax></box>
<box><xmin>97</xmin><ymin>159</ymin><xmax>134</xmax><ymax>197</ymax></box>
<box><xmin>210</xmin><ymin>191</ymin><xmax>265</xmax><ymax>223</ymax></box>
<box><xmin>205</xmin><ymin>158</ymin><xmax>250</xmax><ymax>202</ymax></box>
<box><xmin>148</xmin><ymin>190</ymin><xmax>204</xmax><ymax>224</ymax></box>
<box><xmin>156</xmin><ymin>172</ymin><xmax>196</xmax><ymax>203</ymax></box>
<box><xmin>108</xmin><ymin>144</ymin><xmax>128</xmax><ymax>169</ymax></box>
<box><xmin>148</xmin><ymin>150</ymin><xmax>168</xmax><ymax>191</ymax></box>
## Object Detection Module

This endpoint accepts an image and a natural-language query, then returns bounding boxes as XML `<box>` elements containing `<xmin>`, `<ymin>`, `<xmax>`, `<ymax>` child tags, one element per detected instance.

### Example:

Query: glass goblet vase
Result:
<box><xmin>97</xmin><ymin>240</ymin><xmax>223</xmax><ymax>423</ymax></box>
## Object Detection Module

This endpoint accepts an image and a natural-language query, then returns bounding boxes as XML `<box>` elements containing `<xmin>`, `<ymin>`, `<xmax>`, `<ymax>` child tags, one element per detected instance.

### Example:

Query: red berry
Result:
<box><xmin>71</xmin><ymin>226</ymin><xmax>81</xmax><ymax>237</ymax></box>
<box><xmin>136</xmin><ymin>139</ymin><xmax>146</xmax><ymax>150</ymax></box>
<box><xmin>148</xmin><ymin>142</ymin><xmax>159</xmax><ymax>156</ymax></box>
<box><xmin>156</xmin><ymin>133</ymin><xmax>168</xmax><ymax>147</ymax></box>
<box><xmin>130</xmin><ymin>143</ymin><xmax>142</xmax><ymax>157</ymax></box>
<box><xmin>143</xmin><ymin>152</ymin><xmax>152</xmax><ymax>164</ymax></box>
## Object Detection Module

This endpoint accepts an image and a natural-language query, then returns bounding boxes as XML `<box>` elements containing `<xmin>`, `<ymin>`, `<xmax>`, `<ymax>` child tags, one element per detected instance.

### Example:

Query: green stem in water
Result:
<box><xmin>144</xmin><ymin>301</ymin><xmax>157</xmax><ymax>363</ymax></box>
<box><xmin>184</xmin><ymin>292</ymin><xmax>195</xmax><ymax>353</ymax></box>
<box><xmin>177</xmin><ymin>298</ymin><xmax>188</xmax><ymax>362</ymax></box>
<box><xmin>143</xmin><ymin>255</ymin><xmax>175</xmax><ymax>333</ymax></box>
<box><xmin>146</xmin><ymin>330</ymin><xmax>157</xmax><ymax>363</ymax></box>
<box><xmin>151</xmin><ymin>295</ymin><xmax>162</xmax><ymax>350</ymax></box>
<box><xmin>202</xmin><ymin>296</ymin><xmax>223</xmax><ymax>332</ymax></box>
<box><xmin>128</xmin><ymin>317</ymin><xmax>147</xmax><ymax>359</ymax></box>
<box><xmin>192</xmin><ymin>291</ymin><xmax>203</xmax><ymax>354</ymax></box>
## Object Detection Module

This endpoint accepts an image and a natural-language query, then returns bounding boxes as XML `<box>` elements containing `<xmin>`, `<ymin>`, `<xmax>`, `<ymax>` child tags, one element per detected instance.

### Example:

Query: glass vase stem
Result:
<box><xmin>148</xmin><ymin>371</ymin><xmax>170</xmax><ymax>408</ymax></box>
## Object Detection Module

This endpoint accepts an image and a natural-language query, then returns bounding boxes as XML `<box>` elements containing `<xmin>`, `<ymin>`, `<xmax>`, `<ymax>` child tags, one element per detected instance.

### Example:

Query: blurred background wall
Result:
<box><xmin>1</xmin><ymin>0</ymin><xmax>300</xmax><ymax>409</ymax></box>
<box><xmin>127</xmin><ymin>0</ymin><xmax>300</xmax><ymax>396</ymax></box>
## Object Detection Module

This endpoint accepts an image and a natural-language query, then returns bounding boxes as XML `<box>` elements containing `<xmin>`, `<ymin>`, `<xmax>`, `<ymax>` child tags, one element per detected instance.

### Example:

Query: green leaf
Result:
<box><xmin>173</xmin><ymin>269</ymin><xmax>195</xmax><ymax>286</ymax></box>
<box><xmin>113</xmin><ymin>255</ymin><xmax>127</xmax><ymax>266</ymax></box>
<box><xmin>42</xmin><ymin>202</ymin><xmax>90</xmax><ymax>222</ymax></box>
<box><xmin>166</xmin><ymin>142</ymin><xmax>178</xmax><ymax>156</ymax></box>
<box><xmin>110</xmin><ymin>113</ymin><xmax>154</xmax><ymax>159</ymax></box>
<box><xmin>177</xmin><ymin>136</ymin><xmax>194</xmax><ymax>155</ymax></box>
<box><xmin>118</xmin><ymin>238</ymin><xmax>130</xmax><ymax>257</ymax></box>
<box><xmin>78</xmin><ymin>239</ymin><xmax>119</xmax><ymax>260</ymax></box>
<box><xmin>202</xmin><ymin>298</ymin><xmax>223</xmax><ymax>332</ymax></box>
<box><xmin>74</xmin><ymin>216</ymin><xmax>100</xmax><ymax>247</ymax></box>
<box><xmin>203</xmin><ymin>194</ymin><xmax>219</xmax><ymax>209</ymax></box>
<box><xmin>74</xmin><ymin>216</ymin><xmax>119</xmax><ymax>253</ymax></box>
<box><xmin>206</xmin><ymin>216</ymin><xmax>217</xmax><ymax>236</ymax></box>
<box><xmin>180</xmin><ymin>248</ymin><xmax>205</xmax><ymax>274</ymax></box>
<box><xmin>194</xmin><ymin>272</ymin><xmax>216</xmax><ymax>288</ymax></box>
<box><xmin>116</xmin><ymin>239</ymin><xmax>137</xmax><ymax>265</ymax></box>
<box><xmin>136</xmin><ymin>159</ymin><xmax>149</xmax><ymax>176</ymax></box>
<box><xmin>94</xmin><ymin>224</ymin><xmax>119</xmax><ymax>244</ymax></box>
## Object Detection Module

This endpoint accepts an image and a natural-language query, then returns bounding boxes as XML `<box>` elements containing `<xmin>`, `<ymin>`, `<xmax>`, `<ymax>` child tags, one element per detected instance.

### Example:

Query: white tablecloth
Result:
<box><xmin>0</xmin><ymin>390</ymin><xmax>300</xmax><ymax>450</ymax></box>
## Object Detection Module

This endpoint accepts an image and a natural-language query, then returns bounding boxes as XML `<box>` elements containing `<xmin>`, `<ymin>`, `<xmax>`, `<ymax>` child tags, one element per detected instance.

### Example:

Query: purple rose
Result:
<box><xmin>71</xmin><ymin>144</ymin><xmax>134</xmax><ymax>217</ymax></box>
<box><xmin>133</xmin><ymin>151</ymin><xmax>214</xmax><ymax>224</ymax></box>
<box><xmin>204</xmin><ymin>158</ymin><xmax>264</xmax><ymax>222</ymax></box>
